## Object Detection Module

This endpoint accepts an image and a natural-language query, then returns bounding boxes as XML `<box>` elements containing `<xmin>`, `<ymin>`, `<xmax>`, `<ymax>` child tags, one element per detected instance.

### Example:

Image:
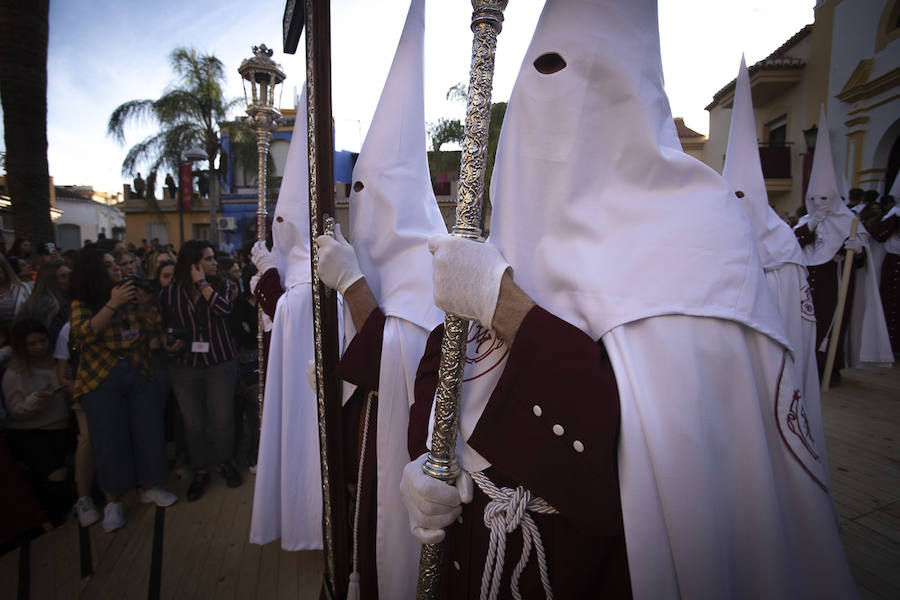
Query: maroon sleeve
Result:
<box><xmin>467</xmin><ymin>306</ymin><xmax>623</xmax><ymax>536</ymax></box>
<box><xmin>254</xmin><ymin>268</ymin><xmax>283</xmax><ymax>319</ymax></box>
<box><xmin>408</xmin><ymin>324</ymin><xmax>445</xmax><ymax>460</ymax></box>
<box><xmin>336</xmin><ymin>308</ymin><xmax>386</xmax><ymax>391</ymax></box>
<box><xmin>794</xmin><ymin>223</ymin><xmax>815</xmax><ymax>247</ymax></box>
<box><xmin>869</xmin><ymin>215</ymin><xmax>898</xmax><ymax>243</ymax></box>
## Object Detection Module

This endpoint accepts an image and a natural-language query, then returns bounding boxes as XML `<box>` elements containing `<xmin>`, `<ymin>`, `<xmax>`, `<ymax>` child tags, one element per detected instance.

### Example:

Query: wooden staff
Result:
<box><xmin>821</xmin><ymin>217</ymin><xmax>860</xmax><ymax>392</ymax></box>
<box><xmin>286</xmin><ymin>1</ymin><xmax>350</xmax><ymax>597</ymax></box>
<box><xmin>417</xmin><ymin>2</ymin><xmax>508</xmax><ymax>598</ymax></box>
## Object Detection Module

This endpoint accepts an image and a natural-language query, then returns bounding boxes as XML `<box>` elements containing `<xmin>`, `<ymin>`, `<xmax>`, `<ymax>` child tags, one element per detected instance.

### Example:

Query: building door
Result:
<box><xmin>147</xmin><ymin>222</ymin><xmax>169</xmax><ymax>246</ymax></box>
<box><xmin>192</xmin><ymin>223</ymin><xmax>211</xmax><ymax>242</ymax></box>
<box><xmin>57</xmin><ymin>224</ymin><xmax>81</xmax><ymax>251</ymax></box>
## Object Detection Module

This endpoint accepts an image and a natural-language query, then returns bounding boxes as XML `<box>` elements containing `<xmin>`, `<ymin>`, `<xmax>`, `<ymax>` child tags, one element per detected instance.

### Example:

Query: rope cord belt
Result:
<box><xmin>470</xmin><ymin>471</ymin><xmax>558</xmax><ymax>600</ymax></box>
<box><xmin>348</xmin><ymin>391</ymin><xmax>376</xmax><ymax>599</ymax></box>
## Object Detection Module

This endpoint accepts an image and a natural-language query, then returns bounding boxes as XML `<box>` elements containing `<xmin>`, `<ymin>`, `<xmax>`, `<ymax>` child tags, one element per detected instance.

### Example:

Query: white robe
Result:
<box><xmin>764</xmin><ymin>262</ymin><xmax>830</xmax><ymax>486</ymax></box>
<box><xmin>609</xmin><ymin>315</ymin><xmax>856</xmax><ymax>600</ymax></box>
<box><xmin>372</xmin><ymin>317</ymin><xmax>430</xmax><ymax>599</ymax></box>
<box><xmin>250</xmin><ymin>283</ymin><xmax>323</xmax><ymax>550</ymax></box>
<box><xmin>846</xmin><ymin>231</ymin><xmax>894</xmax><ymax>368</ymax></box>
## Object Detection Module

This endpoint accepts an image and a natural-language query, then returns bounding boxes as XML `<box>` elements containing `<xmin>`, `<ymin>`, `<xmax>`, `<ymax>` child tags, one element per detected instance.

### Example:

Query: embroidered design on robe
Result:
<box><xmin>774</xmin><ymin>353</ymin><xmax>828</xmax><ymax>493</ymax></box>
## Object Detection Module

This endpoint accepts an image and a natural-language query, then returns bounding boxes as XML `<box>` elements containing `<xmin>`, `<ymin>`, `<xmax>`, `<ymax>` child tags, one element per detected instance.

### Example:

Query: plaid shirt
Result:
<box><xmin>70</xmin><ymin>299</ymin><xmax>162</xmax><ymax>398</ymax></box>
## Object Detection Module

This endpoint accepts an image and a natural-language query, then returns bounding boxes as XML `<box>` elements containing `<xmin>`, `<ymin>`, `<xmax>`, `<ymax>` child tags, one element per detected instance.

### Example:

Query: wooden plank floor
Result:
<box><xmin>0</xmin><ymin>364</ymin><xmax>897</xmax><ymax>599</ymax></box>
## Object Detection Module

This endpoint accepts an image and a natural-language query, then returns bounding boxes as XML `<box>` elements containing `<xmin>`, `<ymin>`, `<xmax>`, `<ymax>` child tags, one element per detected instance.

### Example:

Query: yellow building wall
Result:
<box><xmin>125</xmin><ymin>210</ymin><xmax>221</xmax><ymax>250</ymax></box>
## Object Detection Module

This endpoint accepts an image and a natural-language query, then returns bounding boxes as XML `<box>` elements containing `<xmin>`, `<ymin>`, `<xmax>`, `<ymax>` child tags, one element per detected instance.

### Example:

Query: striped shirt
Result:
<box><xmin>158</xmin><ymin>279</ymin><xmax>236</xmax><ymax>367</ymax></box>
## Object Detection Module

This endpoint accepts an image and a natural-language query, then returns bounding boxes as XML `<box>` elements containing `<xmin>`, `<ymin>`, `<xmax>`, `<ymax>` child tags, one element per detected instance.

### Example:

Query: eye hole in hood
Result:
<box><xmin>534</xmin><ymin>52</ymin><xmax>566</xmax><ymax>74</ymax></box>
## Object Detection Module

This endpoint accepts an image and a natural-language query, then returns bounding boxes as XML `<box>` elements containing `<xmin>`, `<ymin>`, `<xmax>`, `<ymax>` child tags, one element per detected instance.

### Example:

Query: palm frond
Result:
<box><xmin>107</xmin><ymin>99</ymin><xmax>157</xmax><ymax>144</ymax></box>
<box><xmin>121</xmin><ymin>131</ymin><xmax>168</xmax><ymax>176</ymax></box>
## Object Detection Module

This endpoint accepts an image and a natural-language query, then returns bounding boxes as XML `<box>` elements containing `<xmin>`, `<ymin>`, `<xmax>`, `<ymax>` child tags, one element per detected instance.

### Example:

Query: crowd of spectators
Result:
<box><xmin>1</xmin><ymin>233</ymin><xmax>259</xmax><ymax>540</ymax></box>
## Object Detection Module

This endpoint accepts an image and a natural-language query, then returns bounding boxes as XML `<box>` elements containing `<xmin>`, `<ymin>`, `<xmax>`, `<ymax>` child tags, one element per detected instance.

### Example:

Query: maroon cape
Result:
<box><xmin>409</xmin><ymin>306</ymin><xmax>632</xmax><ymax>599</ymax></box>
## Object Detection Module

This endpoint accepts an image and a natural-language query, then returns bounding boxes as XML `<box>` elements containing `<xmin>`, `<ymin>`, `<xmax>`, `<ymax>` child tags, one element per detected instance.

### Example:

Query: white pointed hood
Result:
<box><xmin>272</xmin><ymin>86</ymin><xmax>312</xmax><ymax>288</ymax></box>
<box><xmin>723</xmin><ymin>56</ymin><xmax>804</xmax><ymax>270</ymax></box>
<box><xmin>348</xmin><ymin>0</ymin><xmax>446</xmax><ymax>331</ymax></box>
<box><xmin>446</xmin><ymin>0</ymin><xmax>790</xmax><ymax>475</ymax></box>
<box><xmin>799</xmin><ymin>105</ymin><xmax>854</xmax><ymax>265</ymax></box>
<box><xmin>485</xmin><ymin>0</ymin><xmax>786</xmax><ymax>344</ymax></box>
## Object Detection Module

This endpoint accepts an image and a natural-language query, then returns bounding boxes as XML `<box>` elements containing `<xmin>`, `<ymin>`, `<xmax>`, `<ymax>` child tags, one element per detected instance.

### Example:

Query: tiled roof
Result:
<box><xmin>706</xmin><ymin>24</ymin><xmax>812</xmax><ymax>109</ymax></box>
<box><xmin>674</xmin><ymin>117</ymin><xmax>704</xmax><ymax>138</ymax></box>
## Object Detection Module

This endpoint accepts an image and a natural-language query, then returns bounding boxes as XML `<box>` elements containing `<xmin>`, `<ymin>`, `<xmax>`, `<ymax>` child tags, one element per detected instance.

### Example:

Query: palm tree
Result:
<box><xmin>0</xmin><ymin>0</ymin><xmax>54</xmax><ymax>244</ymax></box>
<box><xmin>108</xmin><ymin>47</ymin><xmax>246</xmax><ymax>207</ymax></box>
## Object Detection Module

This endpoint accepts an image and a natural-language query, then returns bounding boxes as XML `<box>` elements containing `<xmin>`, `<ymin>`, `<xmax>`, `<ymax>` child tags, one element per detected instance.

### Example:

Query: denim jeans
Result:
<box><xmin>168</xmin><ymin>360</ymin><xmax>237</xmax><ymax>470</ymax></box>
<box><xmin>80</xmin><ymin>359</ymin><xmax>168</xmax><ymax>494</ymax></box>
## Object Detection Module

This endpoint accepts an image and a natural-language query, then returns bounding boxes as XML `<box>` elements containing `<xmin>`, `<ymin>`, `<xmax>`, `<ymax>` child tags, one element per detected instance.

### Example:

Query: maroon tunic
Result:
<box><xmin>410</xmin><ymin>306</ymin><xmax>632</xmax><ymax>599</ymax></box>
<box><xmin>335</xmin><ymin>308</ymin><xmax>387</xmax><ymax>599</ymax></box>
<box><xmin>872</xmin><ymin>215</ymin><xmax>900</xmax><ymax>352</ymax></box>
<box><xmin>795</xmin><ymin>224</ymin><xmax>857</xmax><ymax>377</ymax></box>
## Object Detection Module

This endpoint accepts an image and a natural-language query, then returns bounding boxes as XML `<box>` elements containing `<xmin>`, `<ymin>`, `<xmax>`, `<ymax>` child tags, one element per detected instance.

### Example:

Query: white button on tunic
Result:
<box><xmin>533</xmin><ymin>404</ymin><xmax>543</xmax><ymax>417</ymax></box>
<box><xmin>552</xmin><ymin>424</ymin><xmax>564</xmax><ymax>436</ymax></box>
<box><xmin>573</xmin><ymin>440</ymin><xmax>585</xmax><ymax>453</ymax></box>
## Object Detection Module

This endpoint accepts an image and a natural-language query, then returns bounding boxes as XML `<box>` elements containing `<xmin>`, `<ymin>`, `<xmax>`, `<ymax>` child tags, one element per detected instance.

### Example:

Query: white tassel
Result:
<box><xmin>347</xmin><ymin>572</ymin><xmax>360</xmax><ymax>600</ymax></box>
<box><xmin>818</xmin><ymin>336</ymin><xmax>829</xmax><ymax>353</ymax></box>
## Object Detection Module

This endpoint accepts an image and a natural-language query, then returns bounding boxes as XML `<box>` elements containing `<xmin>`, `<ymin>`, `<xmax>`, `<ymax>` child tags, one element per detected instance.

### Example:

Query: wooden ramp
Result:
<box><xmin>0</xmin><ymin>364</ymin><xmax>898</xmax><ymax>599</ymax></box>
<box><xmin>0</xmin><ymin>471</ymin><xmax>322</xmax><ymax>599</ymax></box>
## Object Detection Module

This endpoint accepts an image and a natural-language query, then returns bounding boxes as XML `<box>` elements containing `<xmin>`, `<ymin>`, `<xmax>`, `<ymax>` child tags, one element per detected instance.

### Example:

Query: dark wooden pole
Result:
<box><xmin>302</xmin><ymin>1</ymin><xmax>349</xmax><ymax>598</ymax></box>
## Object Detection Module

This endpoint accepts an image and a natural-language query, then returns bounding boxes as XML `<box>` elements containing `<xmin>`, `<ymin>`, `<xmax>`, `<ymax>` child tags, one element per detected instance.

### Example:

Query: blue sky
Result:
<box><xmin>0</xmin><ymin>0</ymin><xmax>813</xmax><ymax>194</ymax></box>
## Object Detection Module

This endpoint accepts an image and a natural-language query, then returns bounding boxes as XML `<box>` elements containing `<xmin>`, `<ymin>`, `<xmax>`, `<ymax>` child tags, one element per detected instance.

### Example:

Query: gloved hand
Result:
<box><xmin>251</xmin><ymin>241</ymin><xmax>278</xmax><ymax>274</ymax></box>
<box><xmin>315</xmin><ymin>224</ymin><xmax>364</xmax><ymax>294</ymax></box>
<box><xmin>844</xmin><ymin>236</ymin><xmax>863</xmax><ymax>253</ymax></box>
<box><xmin>249</xmin><ymin>274</ymin><xmax>261</xmax><ymax>295</ymax></box>
<box><xmin>400</xmin><ymin>453</ymin><xmax>473</xmax><ymax>545</ymax></box>
<box><xmin>428</xmin><ymin>234</ymin><xmax>511</xmax><ymax>329</ymax></box>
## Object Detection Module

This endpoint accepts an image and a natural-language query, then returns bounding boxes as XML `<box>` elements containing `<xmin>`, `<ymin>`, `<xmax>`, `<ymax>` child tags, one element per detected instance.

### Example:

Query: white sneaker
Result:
<box><xmin>102</xmin><ymin>502</ymin><xmax>126</xmax><ymax>532</ymax></box>
<box><xmin>139</xmin><ymin>486</ymin><xmax>178</xmax><ymax>507</ymax></box>
<box><xmin>73</xmin><ymin>496</ymin><xmax>100</xmax><ymax>527</ymax></box>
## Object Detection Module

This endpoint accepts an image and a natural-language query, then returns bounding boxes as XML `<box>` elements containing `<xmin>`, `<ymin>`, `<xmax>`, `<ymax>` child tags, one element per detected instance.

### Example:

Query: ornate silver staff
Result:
<box><xmin>304</xmin><ymin>0</ymin><xmax>350</xmax><ymax>598</ymax></box>
<box><xmin>417</xmin><ymin>2</ymin><xmax>508</xmax><ymax>598</ymax></box>
<box><xmin>238</xmin><ymin>44</ymin><xmax>285</xmax><ymax>430</ymax></box>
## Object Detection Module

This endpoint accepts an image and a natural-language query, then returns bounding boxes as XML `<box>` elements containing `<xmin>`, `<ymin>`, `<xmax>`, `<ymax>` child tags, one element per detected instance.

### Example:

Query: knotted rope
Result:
<box><xmin>348</xmin><ymin>391</ymin><xmax>375</xmax><ymax>600</ymax></box>
<box><xmin>470</xmin><ymin>471</ymin><xmax>558</xmax><ymax>600</ymax></box>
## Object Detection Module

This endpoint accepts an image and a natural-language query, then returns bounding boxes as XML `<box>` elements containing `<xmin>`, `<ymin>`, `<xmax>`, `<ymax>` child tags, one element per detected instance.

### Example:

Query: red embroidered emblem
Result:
<box><xmin>774</xmin><ymin>354</ymin><xmax>827</xmax><ymax>493</ymax></box>
<box><xmin>800</xmin><ymin>283</ymin><xmax>816</xmax><ymax>323</ymax></box>
<box><xmin>786</xmin><ymin>389</ymin><xmax>819</xmax><ymax>460</ymax></box>
<box><xmin>463</xmin><ymin>323</ymin><xmax>508</xmax><ymax>382</ymax></box>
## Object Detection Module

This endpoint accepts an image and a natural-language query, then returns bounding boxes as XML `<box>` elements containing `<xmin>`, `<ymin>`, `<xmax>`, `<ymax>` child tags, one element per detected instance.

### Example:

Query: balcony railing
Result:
<box><xmin>758</xmin><ymin>143</ymin><xmax>792</xmax><ymax>179</ymax></box>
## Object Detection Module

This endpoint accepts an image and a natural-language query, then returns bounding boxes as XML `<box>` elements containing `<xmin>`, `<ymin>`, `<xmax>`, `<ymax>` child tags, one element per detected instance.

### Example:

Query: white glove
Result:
<box><xmin>249</xmin><ymin>274</ymin><xmax>261</xmax><ymax>295</ymax></box>
<box><xmin>400</xmin><ymin>453</ymin><xmax>473</xmax><ymax>545</ymax></box>
<box><xmin>251</xmin><ymin>241</ymin><xmax>278</xmax><ymax>274</ymax></box>
<box><xmin>428</xmin><ymin>234</ymin><xmax>511</xmax><ymax>329</ymax></box>
<box><xmin>315</xmin><ymin>224</ymin><xmax>364</xmax><ymax>294</ymax></box>
<box><xmin>306</xmin><ymin>359</ymin><xmax>316</xmax><ymax>391</ymax></box>
<box><xmin>844</xmin><ymin>236</ymin><xmax>863</xmax><ymax>253</ymax></box>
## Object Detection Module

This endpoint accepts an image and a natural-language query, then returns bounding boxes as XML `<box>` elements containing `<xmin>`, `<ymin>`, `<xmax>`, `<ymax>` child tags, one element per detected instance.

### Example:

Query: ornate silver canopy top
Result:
<box><xmin>239</xmin><ymin>44</ymin><xmax>287</xmax><ymax>109</ymax></box>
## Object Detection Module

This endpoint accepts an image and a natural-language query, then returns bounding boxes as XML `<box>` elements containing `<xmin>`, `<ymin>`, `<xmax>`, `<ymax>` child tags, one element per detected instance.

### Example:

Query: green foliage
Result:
<box><xmin>446</xmin><ymin>82</ymin><xmax>467</xmax><ymax>103</ymax></box>
<box><xmin>107</xmin><ymin>47</ymin><xmax>242</xmax><ymax>190</ymax></box>
<box><xmin>484</xmin><ymin>101</ymin><xmax>507</xmax><ymax>208</ymax></box>
<box><xmin>429</xmin><ymin>118</ymin><xmax>464</xmax><ymax>151</ymax></box>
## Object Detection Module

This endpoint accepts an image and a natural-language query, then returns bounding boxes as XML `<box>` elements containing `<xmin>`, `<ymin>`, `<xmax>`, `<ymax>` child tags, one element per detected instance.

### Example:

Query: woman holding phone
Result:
<box><xmin>159</xmin><ymin>240</ymin><xmax>240</xmax><ymax>501</ymax></box>
<box><xmin>70</xmin><ymin>248</ymin><xmax>177</xmax><ymax>532</ymax></box>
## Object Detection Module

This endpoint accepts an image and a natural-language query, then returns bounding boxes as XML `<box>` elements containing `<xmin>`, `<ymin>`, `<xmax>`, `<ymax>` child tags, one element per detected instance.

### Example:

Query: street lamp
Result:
<box><xmin>239</xmin><ymin>44</ymin><xmax>285</xmax><ymax>424</ymax></box>
<box><xmin>803</xmin><ymin>124</ymin><xmax>818</xmax><ymax>153</ymax></box>
<box><xmin>178</xmin><ymin>146</ymin><xmax>208</xmax><ymax>248</ymax></box>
